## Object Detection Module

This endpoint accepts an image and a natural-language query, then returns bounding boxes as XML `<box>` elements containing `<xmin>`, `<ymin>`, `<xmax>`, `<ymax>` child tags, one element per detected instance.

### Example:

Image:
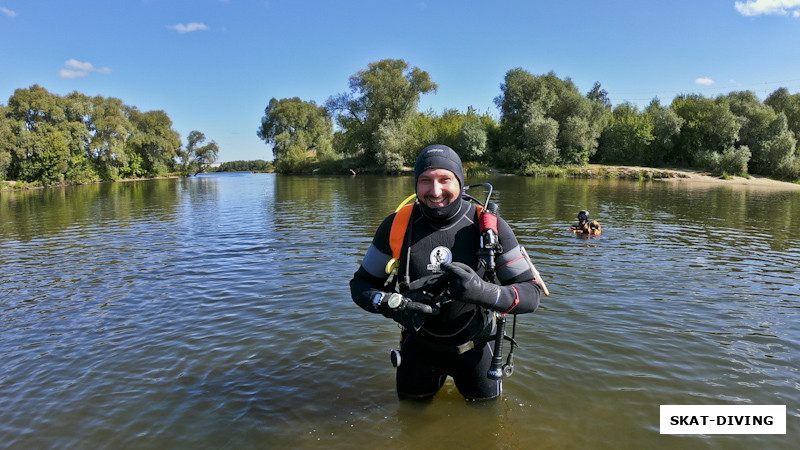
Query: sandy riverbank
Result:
<box><xmin>582</xmin><ymin>165</ymin><xmax>800</xmax><ymax>191</ymax></box>
<box><xmin>656</xmin><ymin>168</ymin><xmax>800</xmax><ymax>190</ymax></box>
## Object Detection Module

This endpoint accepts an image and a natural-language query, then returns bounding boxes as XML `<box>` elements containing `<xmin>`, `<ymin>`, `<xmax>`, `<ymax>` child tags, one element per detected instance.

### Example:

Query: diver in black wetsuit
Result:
<box><xmin>570</xmin><ymin>210</ymin><xmax>601</xmax><ymax>235</ymax></box>
<box><xmin>349</xmin><ymin>144</ymin><xmax>542</xmax><ymax>400</ymax></box>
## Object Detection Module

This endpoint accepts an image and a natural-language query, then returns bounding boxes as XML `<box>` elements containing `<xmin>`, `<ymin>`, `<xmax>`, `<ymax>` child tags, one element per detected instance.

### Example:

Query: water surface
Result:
<box><xmin>1</xmin><ymin>173</ymin><xmax>798</xmax><ymax>448</ymax></box>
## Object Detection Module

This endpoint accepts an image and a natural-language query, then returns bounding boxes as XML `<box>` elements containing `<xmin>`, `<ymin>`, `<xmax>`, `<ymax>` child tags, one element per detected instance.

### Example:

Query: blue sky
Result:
<box><xmin>2</xmin><ymin>0</ymin><xmax>800</xmax><ymax>162</ymax></box>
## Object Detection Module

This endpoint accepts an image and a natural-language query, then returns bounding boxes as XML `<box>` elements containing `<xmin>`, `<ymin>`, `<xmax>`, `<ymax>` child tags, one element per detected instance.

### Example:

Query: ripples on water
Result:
<box><xmin>1</xmin><ymin>174</ymin><xmax>798</xmax><ymax>448</ymax></box>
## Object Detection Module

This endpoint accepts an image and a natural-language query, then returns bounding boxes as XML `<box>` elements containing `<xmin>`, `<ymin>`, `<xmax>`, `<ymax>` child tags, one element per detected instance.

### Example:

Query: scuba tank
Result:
<box><xmin>477</xmin><ymin>200</ymin><xmax>514</xmax><ymax>380</ymax></box>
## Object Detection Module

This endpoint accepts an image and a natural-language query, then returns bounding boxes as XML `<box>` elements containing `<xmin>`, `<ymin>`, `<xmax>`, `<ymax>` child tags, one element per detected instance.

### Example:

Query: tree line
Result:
<box><xmin>257</xmin><ymin>59</ymin><xmax>800</xmax><ymax>181</ymax></box>
<box><xmin>215</xmin><ymin>159</ymin><xmax>273</xmax><ymax>172</ymax></box>
<box><xmin>0</xmin><ymin>85</ymin><xmax>219</xmax><ymax>187</ymax></box>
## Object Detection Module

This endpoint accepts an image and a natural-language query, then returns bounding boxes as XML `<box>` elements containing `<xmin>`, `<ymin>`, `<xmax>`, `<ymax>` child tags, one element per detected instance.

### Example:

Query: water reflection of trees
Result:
<box><xmin>1</xmin><ymin>179</ymin><xmax>183</xmax><ymax>242</ymax></box>
<box><xmin>272</xmin><ymin>174</ymin><xmax>416</xmax><ymax>237</ymax></box>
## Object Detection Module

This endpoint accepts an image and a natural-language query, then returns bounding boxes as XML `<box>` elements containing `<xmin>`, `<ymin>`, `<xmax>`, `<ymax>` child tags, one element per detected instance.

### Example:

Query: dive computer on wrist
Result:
<box><xmin>372</xmin><ymin>292</ymin><xmax>385</xmax><ymax>310</ymax></box>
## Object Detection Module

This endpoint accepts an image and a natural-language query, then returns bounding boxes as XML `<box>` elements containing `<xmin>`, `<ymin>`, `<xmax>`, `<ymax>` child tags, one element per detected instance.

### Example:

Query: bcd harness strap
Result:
<box><xmin>415</xmin><ymin>334</ymin><xmax>493</xmax><ymax>354</ymax></box>
<box><xmin>407</xmin><ymin>331</ymin><xmax>518</xmax><ymax>354</ymax></box>
<box><xmin>385</xmin><ymin>202</ymin><xmax>484</xmax><ymax>275</ymax></box>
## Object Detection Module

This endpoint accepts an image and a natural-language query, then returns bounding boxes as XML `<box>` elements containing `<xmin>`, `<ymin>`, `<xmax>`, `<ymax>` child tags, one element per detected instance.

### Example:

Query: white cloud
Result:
<box><xmin>1</xmin><ymin>6</ymin><xmax>17</xmax><ymax>17</ymax></box>
<box><xmin>734</xmin><ymin>0</ymin><xmax>800</xmax><ymax>17</ymax></box>
<box><xmin>65</xmin><ymin>59</ymin><xmax>95</xmax><ymax>71</ymax></box>
<box><xmin>59</xmin><ymin>69</ymin><xmax>89</xmax><ymax>79</ymax></box>
<box><xmin>169</xmin><ymin>22</ymin><xmax>209</xmax><ymax>33</ymax></box>
<box><xmin>58</xmin><ymin>59</ymin><xmax>112</xmax><ymax>79</ymax></box>
<box><xmin>696</xmin><ymin>77</ymin><xmax>715</xmax><ymax>86</ymax></box>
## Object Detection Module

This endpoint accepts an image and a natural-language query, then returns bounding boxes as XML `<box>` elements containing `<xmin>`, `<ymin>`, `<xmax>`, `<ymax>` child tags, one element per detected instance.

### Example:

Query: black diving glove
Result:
<box><xmin>440</xmin><ymin>262</ymin><xmax>514</xmax><ymax>311</ymax></box>
<box><xmin>376</xmin><ymin>294</ymin><xmax>428</xmax><ymax>332</ymax></box>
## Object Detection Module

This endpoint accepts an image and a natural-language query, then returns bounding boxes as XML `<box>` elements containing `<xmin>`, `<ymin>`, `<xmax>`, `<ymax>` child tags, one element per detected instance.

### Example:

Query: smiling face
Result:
<box><xmin>416</xmin><ymin>168</ymin><xmax>461</xmax><ymax>208</ymax></box>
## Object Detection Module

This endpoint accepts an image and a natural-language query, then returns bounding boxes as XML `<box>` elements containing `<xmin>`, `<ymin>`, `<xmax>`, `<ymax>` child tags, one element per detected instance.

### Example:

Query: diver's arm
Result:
<box><xmin>493</xmin><ymin>218</ymin><xmax>542</xmax><ymax>314</ymax></box>
<box><xmin>350</xmin><ymin>265</ymin><xmax>389</xmax><ymax>313</ymax></box>
<box><xmin>349</xmin><ymin>226</ymin><xmax>430</xmax><ymax>331</ymax></box>
<box><xmin>350</xmin><ymin>216</ymin><xmax>395</xmax><ymax>313</ymax></box>
<box><xmin>493</xmin><ymin>261</ymin><xmax>542</xmax><ymax>314</ymax></box>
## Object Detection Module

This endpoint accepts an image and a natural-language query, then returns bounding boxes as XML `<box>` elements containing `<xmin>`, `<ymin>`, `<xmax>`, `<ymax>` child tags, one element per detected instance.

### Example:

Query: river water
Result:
<box><xmin>1</xmin><ymin>173</ymin><xmax>798</xmax><ymax>449</ymax></box>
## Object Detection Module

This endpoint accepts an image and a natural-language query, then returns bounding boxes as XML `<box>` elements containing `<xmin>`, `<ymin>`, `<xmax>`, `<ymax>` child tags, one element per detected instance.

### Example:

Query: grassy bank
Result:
<box><xmin>522</xmin><ymin>164</ymin><xmax>686</xmax><ymax>180</ymax></box>
<box><xmin>1</xmin><ymin>175</ymin><xmax>184</xmax><ymax>192</ymax></box>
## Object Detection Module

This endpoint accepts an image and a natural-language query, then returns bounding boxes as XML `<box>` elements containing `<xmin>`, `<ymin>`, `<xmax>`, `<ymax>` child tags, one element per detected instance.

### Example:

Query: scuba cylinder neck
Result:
<box><xmin>477</xmin><ymin>201</ymin><xmax>501</xmax><ymax>283</ymax></box>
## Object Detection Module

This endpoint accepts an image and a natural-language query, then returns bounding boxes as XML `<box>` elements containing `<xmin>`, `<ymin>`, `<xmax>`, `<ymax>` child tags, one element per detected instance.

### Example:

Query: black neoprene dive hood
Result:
<box><xmin>413</xmin><ymin>144</ymin><xmax>464</xmax><ymax>190</ymax></box>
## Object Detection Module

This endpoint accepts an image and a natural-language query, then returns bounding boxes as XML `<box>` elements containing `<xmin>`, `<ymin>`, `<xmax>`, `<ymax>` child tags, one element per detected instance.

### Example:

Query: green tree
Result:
<box><xmin>765</xmin><ymin>87</ymin><xmax>800</xmax><ymax>151</ymax></box>
<box><xmin>89</xmin><ymin>96</ymin><xmax>132</xmax><ymax>180</ymax></box>
<box><xmin>257</xmin><ymin>97</ymin><xmax>333</xmax><ymax>173</ymax></box>
<box><xmin>426</xmin><ymin>108</ymin><xmax>463</xmax><ymax>150</ymax></box>
<box><xmin>596</xmin><ymin>102</ymin><xmax>654</xmax><ymax>165</ymax></box>
<box><xmin>644</xmin><ymin>99</ymin><xmax>683</xmax><ymax>166</ymax></box>
<box><xmin>13</xmin><ymin>125</ymin><xmax>71</xmax><ymax>184</ymax></box>
<box><xmin>60</xmin><ymin>92</ymin><xmax>97</xmax><ymax>183</ymax></box>
<box><xmin>399</xmin><ymin>108</ymin><xmax>493</xmax><ymax>166</ymax></box>
<box><xmin>494</xmin><ymin>69</ymin><xmax>603</xmax><ymax>169</ymax></box>
<box><xmin>6</xmin><ymin>84</ymin><xmax>64</xmax><ymax>129</ymax></box>
<box><xmin>723</xmin><ymin>90</ymin><xmax>796</xmax><ymax>177</ymax></box>
<box><xmin>542</xmin><ymin>73</ymin><xmax>604</xmax><ymax>163</ymax></box>
<box><xmin>326</xmin><ymin>59</ymin><xmax>437</xmax><ymax>169</ymax></box>
<box><xmin>694</xmin><ymin>146</ymin><xmax>752</xmax><ymax>177</ymax></box>
<box><xmin>587</xmin><ymin>81</ymin><xmax>611</xmax><ymax>111</ymax></box>
<box><xmin>494</xmin><ymin>69</ymin><xmax>558</xmax><ymax>169</ymax></box>
<box><xmin>373</xmin><ymin>117</ymin><xmax>410</xmax><ymax>173</ymax></box>
<box><xmin>669</xmin><ymin>94</ymin><xmax>740</xmax><ymax>166</ymax></box>
<box><xmin>0</xmin><ymin>105</ymin><xmax>15</xmax><ymax>180</ymax></box>
<box><xmin>520</xmin><ymin>109</ymin><xmax>560</xmax><ymax>166</ymax></box>
<box><xmin>457</xmin><ymin>109</ymin><xmax>490</xmax><ymax>162</ymax></box>
<box><xmin>180</xmin><ymin>130</ymin><xmax>219</xmax><ymax>175</ymax></box>
<box><xmin>218</xmin><ymin>160</ymin><xmax>273</xmax><ymax>172</ymax></box>
<box><xmin>586</xmin><ymin>81</ymin><xmax>613</xmax><ymax>142</ymax></box>
<box><xmin>1</xmin><ymin>84</ymin><xmax>200</xmax><ymax>185</ymax></box>
<box><xmin>126</xmin><ymin>108</ymin><xmax>181</xmax><ymax>176</ymax></box>
<box><xmin>4</xmin><ymin>85</ymin><xmax>73</xmax><ymax>184</ymax></box>
<box><xmin>761</xmin><ymin>114</ymin><xmax>798</xmax><ymax>178</ymax></box>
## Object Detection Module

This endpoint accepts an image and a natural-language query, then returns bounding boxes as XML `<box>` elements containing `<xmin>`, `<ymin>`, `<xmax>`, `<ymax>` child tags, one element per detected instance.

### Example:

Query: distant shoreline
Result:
<box><xmin>3</xmin><ymin>166</ymin><xmax>800</xmax><ymax>192</ymax></box>
<box><xmin>0</xmin><ymin>175</ymin><xmax>183</xmax><ymax>192</ymax></box>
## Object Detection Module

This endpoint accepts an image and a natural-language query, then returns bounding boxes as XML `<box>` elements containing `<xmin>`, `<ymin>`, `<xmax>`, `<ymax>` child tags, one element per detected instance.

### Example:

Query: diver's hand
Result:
<box><xmin>393</xmin><ymin>309</ymin><xmax>427</xmax><ymax>332</ymax></box>
<box><xmin>377</xmin><ymin>299</ymin><xmax>427</xmax><ymax>332</ymax></box>
<box><xmin>440</xmin><ymin>262</ymin><xmax>514</xmax><ymax>310</ymax></box>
